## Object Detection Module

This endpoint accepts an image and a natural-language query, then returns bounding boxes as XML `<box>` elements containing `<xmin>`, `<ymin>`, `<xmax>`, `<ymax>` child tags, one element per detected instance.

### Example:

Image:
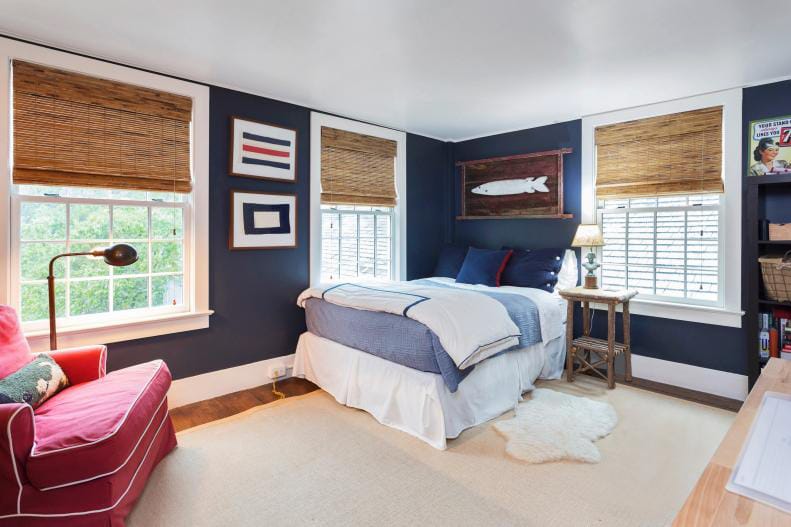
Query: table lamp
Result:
<box><xmin>571</xmin><ymin>224</ymin><xmax>605</xmax><ymax>289</ymax></box>
<box><xmin>47</xmin><ymin>244</ymin><xmax>138</xmax><ymax>350</ymax></box>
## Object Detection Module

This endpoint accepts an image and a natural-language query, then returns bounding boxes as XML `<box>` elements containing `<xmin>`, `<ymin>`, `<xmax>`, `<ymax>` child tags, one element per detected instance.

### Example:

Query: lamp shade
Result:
<box><xmin>571</xmin><ymin>224</ymin><xmax>604</xmax><ymax>248</ymax></box>
<box><xmin>94</xmin><ymin>244</ymin><xmax>138</xmax><ymax>267</ymax></box>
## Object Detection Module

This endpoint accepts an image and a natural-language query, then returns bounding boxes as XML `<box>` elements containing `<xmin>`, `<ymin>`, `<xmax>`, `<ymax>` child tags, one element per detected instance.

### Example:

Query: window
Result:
<box><xmin>13</xmin><ymin>185</ymin><xmax>188</xmax><ymax>325</ymax></box>
<box><xmin>320</xmin><ymin>205</ymin><xmax>394</xmax><ymax>281</ymax></box>
<box><xmin>598</xmin><ymin>194</ymin><xmax>721</xmax><ymax>305</ymax></box>
<box><xmin>581</xmin><ymin>89</ymin><xmax>743</xmax><ymax>328</ymax></box>
<box><xmin>0</xmin><ymin>38</ymin><xmax>210</xmax><ymax>351</ymax></box>
<box><xmin>310</xmin><ymin>113</ymin><xmax>406</xmax><ymax>285</ymax></box>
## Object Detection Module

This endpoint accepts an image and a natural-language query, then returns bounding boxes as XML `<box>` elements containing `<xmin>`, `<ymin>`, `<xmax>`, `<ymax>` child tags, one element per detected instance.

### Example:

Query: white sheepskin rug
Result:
<box><xmin>494</xmin><ymin>388</ymin><xmax>618</xmax><ymax>464</ymax></box>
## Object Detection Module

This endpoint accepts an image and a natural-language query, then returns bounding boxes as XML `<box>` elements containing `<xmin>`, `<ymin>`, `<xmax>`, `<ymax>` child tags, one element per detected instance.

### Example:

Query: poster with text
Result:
<box><xmin>749</xmin><ymin>115</ymin><xmax>791</xmax><ymax>176</ymax></box>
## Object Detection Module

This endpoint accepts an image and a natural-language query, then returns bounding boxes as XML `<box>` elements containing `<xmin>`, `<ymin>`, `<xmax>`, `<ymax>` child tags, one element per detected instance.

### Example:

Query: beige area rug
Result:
<box><xmin>129</xmin><ymin>376</ymin><xmax>734</xmax><ymax>527</ymax></box>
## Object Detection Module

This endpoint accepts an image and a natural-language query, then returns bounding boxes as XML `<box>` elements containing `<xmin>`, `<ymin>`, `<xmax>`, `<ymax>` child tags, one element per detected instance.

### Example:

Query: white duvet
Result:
<box><xmin>297</xmin><ymin>281</ymin><xmax>521</xmax><ymax>369</ymax></box>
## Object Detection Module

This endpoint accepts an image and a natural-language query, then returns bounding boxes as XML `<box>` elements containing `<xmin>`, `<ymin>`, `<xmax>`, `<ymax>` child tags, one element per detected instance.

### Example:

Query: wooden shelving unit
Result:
<box><xmin>745</xmin><ymin>174</ymin><xmax>791</xmax><ymax>388</ymax></box>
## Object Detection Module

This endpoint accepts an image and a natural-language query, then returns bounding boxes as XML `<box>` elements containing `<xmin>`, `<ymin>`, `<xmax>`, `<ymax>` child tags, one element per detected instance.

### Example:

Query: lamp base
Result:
<box><xmin>584</xmin><ymin>275</ymin><xmax>599</xmax><ymax>289</ymax></box>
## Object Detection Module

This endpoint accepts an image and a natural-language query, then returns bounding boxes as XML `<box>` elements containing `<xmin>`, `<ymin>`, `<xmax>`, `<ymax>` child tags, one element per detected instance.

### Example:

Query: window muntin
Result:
<box><xmin>14</xmin><ymin>185</ymin><xmax>187</xmax><ymax>324</ymax></box>
<box><xmin>320</xmin><ymin>205</ymin><xmax>393</xmax><ymax>282</ymax></box>
<box><xmin>597</xmin><ymin>194</ymin><xmax>721</xmax><ymax>305</ymax></box>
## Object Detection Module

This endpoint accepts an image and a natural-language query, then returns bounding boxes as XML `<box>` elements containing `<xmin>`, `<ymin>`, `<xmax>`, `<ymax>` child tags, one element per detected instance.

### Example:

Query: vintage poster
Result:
<box><xmin>749</xmin><ymin>115</ymin><xmax>791</xmax><ymax>176</ymax></box>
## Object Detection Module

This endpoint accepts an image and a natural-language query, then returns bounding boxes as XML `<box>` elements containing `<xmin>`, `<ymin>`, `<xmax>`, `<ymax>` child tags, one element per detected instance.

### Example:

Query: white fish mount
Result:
<box><xmin>471</xmin><ymin>176</ymin><xmax>549</xmax><ymax>196</ymax></box>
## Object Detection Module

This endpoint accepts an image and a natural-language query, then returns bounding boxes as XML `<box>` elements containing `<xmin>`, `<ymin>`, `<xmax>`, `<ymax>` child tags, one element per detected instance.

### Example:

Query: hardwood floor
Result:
<box><xmin>169</xmin><ymin>377</ymin><xmax>318</xmax><ymax>432</ymax></box>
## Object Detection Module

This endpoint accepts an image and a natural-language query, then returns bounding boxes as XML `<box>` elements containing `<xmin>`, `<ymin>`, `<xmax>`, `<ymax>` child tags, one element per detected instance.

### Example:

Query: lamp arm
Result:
<box><xmin>47</xmin><ymin>251</ymin><xmax>94</xmax><ymax>351</ymax></box>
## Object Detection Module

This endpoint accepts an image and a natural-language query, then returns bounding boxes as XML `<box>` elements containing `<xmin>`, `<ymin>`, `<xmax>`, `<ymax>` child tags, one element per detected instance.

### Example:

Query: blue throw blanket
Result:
<box><xmin>304</xmin><ymin>279</ymin><xmax>543</xmax><ymax>392</ymax></box>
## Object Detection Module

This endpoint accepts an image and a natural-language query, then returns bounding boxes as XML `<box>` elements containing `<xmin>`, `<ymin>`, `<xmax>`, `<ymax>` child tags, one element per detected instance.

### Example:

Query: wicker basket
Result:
<box><xmin>759</xmin><ymin>251</ymin><xmax>791</xmax><ymax>302</ymax></box>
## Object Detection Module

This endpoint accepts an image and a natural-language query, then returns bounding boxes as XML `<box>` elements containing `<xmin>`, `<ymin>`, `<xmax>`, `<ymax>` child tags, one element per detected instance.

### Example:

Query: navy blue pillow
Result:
<box><xmin>456</xmin><ymin>247</ymin><xmax>513</xmax><ymax>287</ymax></box>
<box><xmin>433</xmin><ymin>245</ymin><xmax>469</xmax><ymax>278</ymax></box>
<box><xmin>500</xmin><ymin>247</ymin><xmax>565</xmax><ymax>292</ymax></box>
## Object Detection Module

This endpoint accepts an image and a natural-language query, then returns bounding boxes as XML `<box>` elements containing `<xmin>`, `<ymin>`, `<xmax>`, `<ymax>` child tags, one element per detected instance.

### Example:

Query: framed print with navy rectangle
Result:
<box><xmin>230</xmin><ymin>190</ymin><xmax>297</xmax><ymax>249</ymax></box>
<box><xmin>229</xmin><ymin>117</ymin><xmax>297</xmax><ymax>182</ymax></box>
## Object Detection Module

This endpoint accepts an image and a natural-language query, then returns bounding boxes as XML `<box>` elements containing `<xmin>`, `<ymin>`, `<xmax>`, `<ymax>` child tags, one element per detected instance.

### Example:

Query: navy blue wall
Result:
<box><xmin>448</xmin><ymin>120</ymin><xmax>747</xmax><ymax>374</ymax></box>
<box><xmin>107</xmin><ymin>87</ymin><xmax>448</xmax><ymax>379</ymax></box>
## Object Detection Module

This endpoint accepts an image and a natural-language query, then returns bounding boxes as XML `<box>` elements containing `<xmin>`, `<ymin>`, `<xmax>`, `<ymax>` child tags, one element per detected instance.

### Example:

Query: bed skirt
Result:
<box><xmin>292</xmin><ymin>331</ymin><xmax>565</xmax><ymax>449</ymax></box>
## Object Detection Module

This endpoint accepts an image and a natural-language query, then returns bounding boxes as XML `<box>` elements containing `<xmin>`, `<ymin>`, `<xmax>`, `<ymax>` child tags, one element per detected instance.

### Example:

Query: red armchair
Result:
<box><xmin>0</xmin><ymin>306</ymin><xmax>177</xmax><ymax>526</ymax></box>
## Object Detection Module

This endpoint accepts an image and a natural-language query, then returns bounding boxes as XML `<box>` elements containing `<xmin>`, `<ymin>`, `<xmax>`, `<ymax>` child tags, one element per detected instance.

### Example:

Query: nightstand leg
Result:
<box><xmin>623</xmin><ymin>301</ymin><xmax>632</xmax><ymax>382</ymax></box>
<box><xmin>583</xmin><ymin>301</ymin><xmax>590</xmax><ymax>336</ymax></box>
<box><xmin>607</xmin><ymin>304</ymin><xmax>616</xmax><ymax>389</ymax></box>
<box><xmin>566</xmin><ymin>300</ymin><xmax>575</xmax><ymax>382</ymax></box>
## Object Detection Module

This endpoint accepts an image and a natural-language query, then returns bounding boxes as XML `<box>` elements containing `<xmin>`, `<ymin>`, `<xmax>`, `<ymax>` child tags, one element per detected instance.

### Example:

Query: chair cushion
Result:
<box><xmin>26</xmin><ymin>360</ymin><xmax>171</xmax><ymax>490</ymax></box>
<box><xmin>0</xmin><ymin>353</ymin><xmax>70</xmax><ymax>408</ymax></box>
<box><xmin>0</xmin><ymin>305</ymin><xmax>33</xmax><ymax>379</ymax></box>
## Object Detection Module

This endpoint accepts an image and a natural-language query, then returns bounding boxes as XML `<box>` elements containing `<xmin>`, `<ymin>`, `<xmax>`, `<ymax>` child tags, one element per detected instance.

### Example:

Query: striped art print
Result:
<box><xmin>230</xmin><ymin>117</ymin><xmax>297</xmax><ymax>182</ymax></box>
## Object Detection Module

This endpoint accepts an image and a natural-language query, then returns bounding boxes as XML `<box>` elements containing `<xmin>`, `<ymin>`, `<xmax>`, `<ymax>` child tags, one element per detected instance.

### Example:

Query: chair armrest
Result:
<box><xmin>0</xmin><ymin>403</ymin><xmax>34</xmax><ymax>513</ymax></box>
<box><xmin>45</xmin><ymin>345</ymin><xmax>107</xmax><ymax>386</ymax></box>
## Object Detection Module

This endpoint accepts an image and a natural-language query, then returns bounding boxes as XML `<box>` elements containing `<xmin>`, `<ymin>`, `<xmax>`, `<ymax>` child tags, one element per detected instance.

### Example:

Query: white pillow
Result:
<box><xmin>555</xmin><ymin>249</ymin><xmax>578</xmax><ymax>292</ymax></box>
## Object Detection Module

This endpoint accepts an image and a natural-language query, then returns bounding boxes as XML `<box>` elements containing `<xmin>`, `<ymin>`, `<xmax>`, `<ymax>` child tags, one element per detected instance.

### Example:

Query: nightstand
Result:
<box><xmin>559</xmin><ymin>286</ymin><xmax>638</xmax><ymax>389</ymax></box>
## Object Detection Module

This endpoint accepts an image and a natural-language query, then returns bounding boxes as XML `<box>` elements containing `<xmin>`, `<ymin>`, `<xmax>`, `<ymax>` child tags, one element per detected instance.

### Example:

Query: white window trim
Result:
<box><xmin>0</xmin><ymin>37</ymin><xmax>212</xmax><ymax>352</ymax></box>
<box><xmin>581</xmin><ymin>89</ymin><xmax>743</xmax><ymax>328</ymax></box>
<box><xmin>309</xmin><ymin>112</ymin><xmax>407</xmax><ymax>286</ymax></box>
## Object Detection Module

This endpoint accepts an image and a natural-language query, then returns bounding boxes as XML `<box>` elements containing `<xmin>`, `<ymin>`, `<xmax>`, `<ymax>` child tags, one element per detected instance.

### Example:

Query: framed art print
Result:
<box><xmin>230</xmin><ymin>190</ymin><xmax>297</xmax><ymax>250</ymax></box>
<box><xmin>229</xmin><ymin>116</ymin><xmax>297</xmax><ymax>182</ymax></box>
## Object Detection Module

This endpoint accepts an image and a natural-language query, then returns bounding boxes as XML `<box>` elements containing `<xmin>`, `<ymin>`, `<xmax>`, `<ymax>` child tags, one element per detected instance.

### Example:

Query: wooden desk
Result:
<box><xmin>673</xmin><ymin>358</ymin><xmax>791</xmax><ymax>526</ymax></box>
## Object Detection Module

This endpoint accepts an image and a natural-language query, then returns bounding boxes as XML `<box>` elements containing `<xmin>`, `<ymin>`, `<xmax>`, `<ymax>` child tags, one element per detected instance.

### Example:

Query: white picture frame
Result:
<box><xmin>229</xmin><ymin>116</ymin><xmax>297</xmax><ymax>182</ymax></box>
<box><xmin>229</xmin><ymin>190</ymin><xmax>297</xmax><ymax>250</ymax></box>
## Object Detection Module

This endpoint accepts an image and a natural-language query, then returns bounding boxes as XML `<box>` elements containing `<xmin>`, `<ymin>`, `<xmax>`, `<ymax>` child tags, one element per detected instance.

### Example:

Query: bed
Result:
<box><xmin>292</xmin><ymin>250</ymin><xmax>577</xmax><ymax>449</ymax></box>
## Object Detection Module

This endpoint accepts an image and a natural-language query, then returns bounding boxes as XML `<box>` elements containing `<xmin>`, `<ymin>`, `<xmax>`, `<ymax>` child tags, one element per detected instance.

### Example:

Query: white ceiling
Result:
<box><xmin>0</xmin><ymin>0</ymin><xmax>789</xmax><ymax>141</ymax></box>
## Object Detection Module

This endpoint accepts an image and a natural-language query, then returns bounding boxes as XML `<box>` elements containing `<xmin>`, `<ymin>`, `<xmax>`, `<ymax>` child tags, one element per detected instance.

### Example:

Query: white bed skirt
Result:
<box><xmin>293</xmin><ymin>331</ymin><xmax>566</xmax><ymax>449</ymax></box>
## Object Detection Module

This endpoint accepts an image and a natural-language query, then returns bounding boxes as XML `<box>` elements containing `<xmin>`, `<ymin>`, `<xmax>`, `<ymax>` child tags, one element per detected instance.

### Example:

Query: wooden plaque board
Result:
<box><xmin>456</xmin><ymin>148</ymin><xmax>572</xmax><ymax>219</ymax></box>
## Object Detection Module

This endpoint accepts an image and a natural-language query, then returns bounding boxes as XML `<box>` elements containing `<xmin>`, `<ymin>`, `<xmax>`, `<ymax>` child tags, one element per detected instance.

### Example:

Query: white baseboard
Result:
<box><xmin>167</xmin><ymin>354</ymin><xmax>295</xmax><ymax>408</ymax></box>
<box><xmin>631</xmin><ymin>354</ymin><xmax>748</xmax><ymax>401</ymax></box>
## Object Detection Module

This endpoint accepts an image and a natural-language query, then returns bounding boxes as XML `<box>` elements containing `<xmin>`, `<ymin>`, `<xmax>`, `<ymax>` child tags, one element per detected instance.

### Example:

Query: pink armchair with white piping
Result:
<box><xmin>0</xmin><ymin>305</ymin><xmax>177</xmax><ymax>527</ymax></box>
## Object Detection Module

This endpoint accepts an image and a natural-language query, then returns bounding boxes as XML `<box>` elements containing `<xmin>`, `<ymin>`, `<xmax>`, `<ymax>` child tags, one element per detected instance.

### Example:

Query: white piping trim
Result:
<box><xmin>6</xmin><ymin>405</ymin><xmax>32</xmax><ymax>514</ymax></box>
<box><xmin>0</xmin><ymin>410</ymin><xmax>170</xmax><ymax>520</ymax></box>
<box><xmin>30</xmin><ymin>360</ymin><xmax>164</xmax><ymax>457</ymax></box>
<box><xmin>39</xmin><ymin>396</ymin><xmax>168</xmax><ymax>491</ymax></box>
<box><xmin>98</xmin><ymin>346</ymin><xmax>107</xmax><ymax>378</ymax></box>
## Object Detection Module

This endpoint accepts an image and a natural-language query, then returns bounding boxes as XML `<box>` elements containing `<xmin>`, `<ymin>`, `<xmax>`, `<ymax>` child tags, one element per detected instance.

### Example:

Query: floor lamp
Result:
<box><xmin>47</xmin><ymin>244</ymin><xmax>138</xmax><ymax>350</ymax></box>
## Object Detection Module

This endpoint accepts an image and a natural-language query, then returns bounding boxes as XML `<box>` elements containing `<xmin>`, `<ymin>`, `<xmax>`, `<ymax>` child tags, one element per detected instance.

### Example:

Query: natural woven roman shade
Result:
<box><xmin>595</xmin><ymin>106</ymin><xmax>723</xmax><ymax>199</ymax></box>
<box><xmin>320</xmin><ymin>127</ymin><xmax>397</xmax><ymax>206</ymax></box>
<box><xmin>13</xmin><ymin>60</ymin><xmax>193</xmax><ymax>193</ymax></box>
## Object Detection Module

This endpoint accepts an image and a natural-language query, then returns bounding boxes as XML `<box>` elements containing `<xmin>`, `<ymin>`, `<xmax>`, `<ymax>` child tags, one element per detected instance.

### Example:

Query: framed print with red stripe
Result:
<box><xmin>229</xmin><ymin>116</ymin><xmax>297</xmax><ymax>182</ymax></box>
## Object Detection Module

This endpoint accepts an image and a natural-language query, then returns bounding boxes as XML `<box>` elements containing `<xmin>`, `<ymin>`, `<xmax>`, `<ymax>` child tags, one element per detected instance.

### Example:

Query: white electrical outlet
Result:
<box><xmin>267</xmin><ymin>364</ymin><xmax>287</xmax><ymax>380</ymax></box>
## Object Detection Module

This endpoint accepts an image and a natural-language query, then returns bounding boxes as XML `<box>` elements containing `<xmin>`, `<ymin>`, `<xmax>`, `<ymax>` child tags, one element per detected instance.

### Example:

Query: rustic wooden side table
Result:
<box><xmin>559</xmin><ymin>286</ymin><xmax>638</xmax><ymax>389</ymax></box>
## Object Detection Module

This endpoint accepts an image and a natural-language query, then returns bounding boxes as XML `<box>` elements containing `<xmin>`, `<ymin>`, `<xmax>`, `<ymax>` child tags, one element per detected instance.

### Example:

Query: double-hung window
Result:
<box><xmin>1</xmin><ymin>47</ymin><xmax>210</xmax><ymax>350</ymax></box>
<box><xmin>589</xmin><ymin>102</ymin><xmax>740</xmax><ymax>321</ymax></box>
<box><xmin>311</xmin><ymin>113</ymin><xmax>406</xmax><ymax>284</ymax></box>
<box><xmin>13</xmin><ymin>186</ymin><xmax>188</xmax><ymax>324</ymax></box>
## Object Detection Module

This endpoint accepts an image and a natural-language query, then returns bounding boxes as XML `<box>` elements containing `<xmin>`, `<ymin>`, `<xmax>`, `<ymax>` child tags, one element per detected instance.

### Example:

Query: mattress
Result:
<box><xmin>292</xmin><ymin>330</ymin><xmax>565</xmax><ymax>449</ymax></box>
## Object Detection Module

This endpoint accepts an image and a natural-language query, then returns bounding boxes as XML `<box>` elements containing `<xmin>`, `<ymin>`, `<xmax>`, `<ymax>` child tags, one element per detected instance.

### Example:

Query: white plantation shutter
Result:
<box><xmin>320</xmin><ymin>207</ymin><xmax>393</xmax><ymax>282</ymax></box>
<box><xmin>599</xmin><ymin>195</ymin><xmax>720</xmax><ymax>303</ymax></box>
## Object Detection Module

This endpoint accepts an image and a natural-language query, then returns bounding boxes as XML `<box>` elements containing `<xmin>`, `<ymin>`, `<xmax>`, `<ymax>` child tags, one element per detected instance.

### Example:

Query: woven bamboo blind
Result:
<box><xmin>13</xmin><ymin>60</ymin><xmax>193</xmax><ymax>193</ymax></box>
<box><xmin>320</xmin><ymin>127</ymin><xmax>397</xmax><ymax>206</ymax></box>
<box><xmin>595</xmin><ymin>106</ymin><xmax>723</xmax><ymax>199</ymax></box>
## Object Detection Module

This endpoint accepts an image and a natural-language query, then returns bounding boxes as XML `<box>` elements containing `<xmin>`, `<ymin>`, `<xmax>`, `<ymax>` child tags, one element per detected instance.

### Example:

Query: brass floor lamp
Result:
<box><xmin>47</xmin><ymin>244</ymin><xmax>138</xmax><ymax>350</ymax></box>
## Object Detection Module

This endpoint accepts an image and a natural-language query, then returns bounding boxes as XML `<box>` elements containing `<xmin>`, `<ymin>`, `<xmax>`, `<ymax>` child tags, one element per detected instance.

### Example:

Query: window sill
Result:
<box><xmin>24</xmin><ymin>310</ymin><xmax>214</xmax><ymax>353</ymax></box>
<box><xmin>589</xmin><ymin>297</ymin><xmax>743</xmax><ymax>328</ymax></box>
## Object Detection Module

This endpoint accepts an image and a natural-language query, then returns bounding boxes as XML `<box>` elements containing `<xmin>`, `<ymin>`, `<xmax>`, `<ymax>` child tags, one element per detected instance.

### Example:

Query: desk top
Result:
<box><xmin>673</xmin><ymin>358</ymin><xmax>791</xmax><ymax>526</ymax></box>
<box><xmin>558</xmin><ymin>286</ymin><xmax>638</xmax><ymax>303</ymax></box>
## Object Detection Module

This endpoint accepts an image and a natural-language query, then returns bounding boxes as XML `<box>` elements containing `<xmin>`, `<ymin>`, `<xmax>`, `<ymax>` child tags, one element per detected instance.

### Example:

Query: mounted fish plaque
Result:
<box><xmin>456</xmin><ymin>148</ymin><xmax>573</xmax><ymax>219</ymax></box>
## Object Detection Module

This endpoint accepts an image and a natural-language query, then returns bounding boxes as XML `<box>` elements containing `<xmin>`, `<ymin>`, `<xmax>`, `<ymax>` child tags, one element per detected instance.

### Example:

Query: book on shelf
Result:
<box><xmin>759</xmin><ymin>309</ymin><xmax>791</xmax><ymax>358</ymax></box>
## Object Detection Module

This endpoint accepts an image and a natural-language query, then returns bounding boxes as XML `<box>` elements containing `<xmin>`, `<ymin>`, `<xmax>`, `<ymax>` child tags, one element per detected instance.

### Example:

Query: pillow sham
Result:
<box><xmin>500</xmin><ymin>247</ymin><xmax>566</xmax><ymax>292</ymax></box>
<box><xmin>433</xmin><ymin>245</ymin><xmax>469</xmax><ymax>278</ymax></box>
<box><xmin>456</xmin><ymin>247</ymin><xmax>513</xmax><ymax>287</ymax></box>
<box><xmin>0</xmin><ymin>353</ymin><xmax>70</xmax><ymax>408</ymax></box>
